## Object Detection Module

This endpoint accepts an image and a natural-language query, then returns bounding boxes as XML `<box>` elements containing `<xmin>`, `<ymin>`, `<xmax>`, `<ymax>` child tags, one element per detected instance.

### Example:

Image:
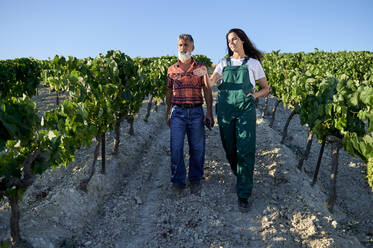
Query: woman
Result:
<box><xmin>209</xmin><ymin>28</ymin><xmax>270</xmax><ymax>212</ymax></box>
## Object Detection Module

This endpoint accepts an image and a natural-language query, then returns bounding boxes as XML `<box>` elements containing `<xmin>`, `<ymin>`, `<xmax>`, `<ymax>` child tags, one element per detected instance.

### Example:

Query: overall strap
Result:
<box><xmin>241</xmin><ymin>56</ymin><xmax>249</xmax><ymax>65</ymax></box>
<box><xmin>226</xmin><ymin>57</ymin><xmax>231</xmax><ymax>67</ymax></box>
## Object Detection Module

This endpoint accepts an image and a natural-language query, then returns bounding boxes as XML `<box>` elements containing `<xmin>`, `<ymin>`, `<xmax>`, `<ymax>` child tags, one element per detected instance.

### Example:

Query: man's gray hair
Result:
<box><xmin>178</xmin><ymin>34</ymin><xmax>194</xmax><ymax>45</ymax></box>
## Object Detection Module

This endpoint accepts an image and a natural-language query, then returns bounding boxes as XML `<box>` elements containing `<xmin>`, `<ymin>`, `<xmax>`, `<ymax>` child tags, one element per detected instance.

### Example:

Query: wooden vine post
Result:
<box><xmin>144</xmin><ymin>94</ymin><xmax>154</xmax><ymax>122</ymax></box>
<box><xmin>298</xmin><ymin>130</ymin><xmax>314</xmax><ymax>170</ymax></box>
<box><xmin>101</xmin><ymin>132</ymin><xmax>106</xmax><ymax>174</ymax></box>
<box><xmin>325</xmin><ymin>135</ymin><xmax>343</xmax><ymax>212</ymax></box>
<box><xmin>311</xmin><ymin>139</ymin><xmax>326</xmax><ymax>185</ymax></box>
<box><xmin>281</xmin><ymin>109</ymin><xmax>296</xmax><ymax>144</ymax></box>
<box><xmin>112</xmin><ymin>114</ymin><xmax>125</xmax><ymax>155</ymax></box>
<box><xmin>269</xmin><ymin>98</ymin><xmax>281</xmax><ymax>128</ymax></box>
<box><xmin>261</xmin><ymin>95</ymin><xmax>269</xmax><ymax>118</ymax></box>
<box><xmin>79</xmin><ymin>134</ymin><xmax>102</xmax><ymax>192</ymax></box>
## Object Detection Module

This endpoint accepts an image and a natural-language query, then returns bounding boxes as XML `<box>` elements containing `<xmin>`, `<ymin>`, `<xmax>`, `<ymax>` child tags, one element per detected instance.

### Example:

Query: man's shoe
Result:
<box><xmin>171</xmin><ymin>185</ymin><xmax>185</xmax><ymax>192</ymax></box>
<box><xmin>169</xmin><ymin>184</ymin><xmax>185</xmax><ymax>198</ymax></box>
<box><xmin>190</xmin><ymin>182</ymin><xmax>201</xmax><ymax>195</ymax></box>
<box><xmin>238</xmin><ymin>198</ymin><xmax>250</xmax><ymax>213</ymax></box>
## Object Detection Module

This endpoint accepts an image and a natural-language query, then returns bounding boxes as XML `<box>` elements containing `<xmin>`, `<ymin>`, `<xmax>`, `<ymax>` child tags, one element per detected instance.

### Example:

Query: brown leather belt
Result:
<box><xmin>174</xmin><ymin>103</ymin><xmax>202</xmax><ymax>109</ymax></box>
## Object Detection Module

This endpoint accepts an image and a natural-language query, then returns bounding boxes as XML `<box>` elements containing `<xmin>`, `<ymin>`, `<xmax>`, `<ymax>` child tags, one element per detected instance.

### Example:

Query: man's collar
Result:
<box><xmin>176</xmin><ymin>56</ymin><xmax>196</xmax><ymax>67</ymax></box>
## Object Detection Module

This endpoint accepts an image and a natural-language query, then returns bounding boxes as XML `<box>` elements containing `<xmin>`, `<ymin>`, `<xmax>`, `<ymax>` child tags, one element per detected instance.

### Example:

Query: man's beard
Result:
<box><xmin>178</xmin><ymin>51</ymin><xmax>192</xmax><ymax>62</ymax></box>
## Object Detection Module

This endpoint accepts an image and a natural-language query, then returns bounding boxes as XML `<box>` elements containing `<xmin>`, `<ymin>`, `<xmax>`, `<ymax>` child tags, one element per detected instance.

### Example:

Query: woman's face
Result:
<box><xmin>227</xmin><ymin>32</ymin><xmax>244</xmax><ymax>53</ymax></box>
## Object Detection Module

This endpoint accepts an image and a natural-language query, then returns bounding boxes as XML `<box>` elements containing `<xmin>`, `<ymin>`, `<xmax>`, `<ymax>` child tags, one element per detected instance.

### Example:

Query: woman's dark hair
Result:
<box><xmin>226</xmin><ymin>28</ymin><xmax>263</xmax><ymax>61</ymax></box>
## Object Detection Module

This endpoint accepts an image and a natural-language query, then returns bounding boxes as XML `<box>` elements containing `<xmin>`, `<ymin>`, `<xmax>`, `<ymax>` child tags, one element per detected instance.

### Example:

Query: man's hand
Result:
<box><xmin>166</xmin><ymin>88</ymin><xmax>173</xmax><ymax>128</ymax></box>
<box><xmin>166</xmin><ymin>113</ymin><xmax>171</xmax><ymax>127</ymax></box>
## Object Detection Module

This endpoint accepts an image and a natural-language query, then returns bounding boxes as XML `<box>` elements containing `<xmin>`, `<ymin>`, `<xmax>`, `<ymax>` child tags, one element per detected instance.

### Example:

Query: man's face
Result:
<box><xmin>178</xmin><ymin>39</ymin><xmax>194</xmax><ymax>54</ymax></box>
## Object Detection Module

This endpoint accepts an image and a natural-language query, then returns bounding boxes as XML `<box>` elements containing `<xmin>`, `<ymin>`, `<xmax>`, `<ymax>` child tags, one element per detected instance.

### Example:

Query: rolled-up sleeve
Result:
<box><xmin>167</xmin><ymin>75</ymin><xmax>173</xmax><ymax>89</ymax></box>
<box><xmin>167</xmin><ymin>67</ymin><xmax>173</xmax><ymax>89</ymax></box>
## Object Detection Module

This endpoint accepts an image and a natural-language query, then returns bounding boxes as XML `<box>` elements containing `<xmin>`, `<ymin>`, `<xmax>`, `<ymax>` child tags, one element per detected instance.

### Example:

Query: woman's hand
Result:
<box><xmin>248</xmin><ymin>77</ymin><xmax>270</xmax><ymax>99</ymax></box>
<box><xmin>246</xmin><ymin>92</ymin><xmax>256</xmax><ymax>99</ymax></box>
<box><xmin>209</xmin><ymin>72</ymin><xmax>222</xmax><ymax>88</ymax></box>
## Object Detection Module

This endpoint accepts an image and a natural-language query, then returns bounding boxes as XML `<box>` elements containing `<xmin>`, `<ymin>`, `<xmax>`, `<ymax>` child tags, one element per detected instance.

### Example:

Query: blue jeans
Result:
<box><xmin>170</xmin><ymin>105</ymin><xmax>205</xmax><ymax>188</ymax></box>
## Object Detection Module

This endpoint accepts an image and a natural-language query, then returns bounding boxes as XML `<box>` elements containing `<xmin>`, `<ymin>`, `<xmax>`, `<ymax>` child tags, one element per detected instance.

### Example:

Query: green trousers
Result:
<box><xmin>217</xmin><ymin>57</ymin><xmax>256</xmax><ymax>199</ymax></box>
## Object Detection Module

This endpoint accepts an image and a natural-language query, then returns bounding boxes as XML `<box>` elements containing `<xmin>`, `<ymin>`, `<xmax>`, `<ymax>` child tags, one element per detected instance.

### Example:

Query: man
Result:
<box><xmin>166</xmin><ymin>34</ymin><xmax>214</xmax><ymax>194</ymax></box>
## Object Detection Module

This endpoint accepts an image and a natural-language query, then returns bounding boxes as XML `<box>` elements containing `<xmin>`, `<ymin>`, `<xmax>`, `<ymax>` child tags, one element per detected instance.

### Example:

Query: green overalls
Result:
<box><xmin>217</xmin><ymin>57</ymin><xmax>256</xmax><ymax>199</ymax></box>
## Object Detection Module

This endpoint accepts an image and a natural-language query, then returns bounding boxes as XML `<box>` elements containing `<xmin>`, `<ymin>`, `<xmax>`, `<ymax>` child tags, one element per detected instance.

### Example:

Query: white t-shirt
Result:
<box><xmin>214</xmin><ymin>57</ymin><xmax>266</xmax><ymax>88</ymax></box>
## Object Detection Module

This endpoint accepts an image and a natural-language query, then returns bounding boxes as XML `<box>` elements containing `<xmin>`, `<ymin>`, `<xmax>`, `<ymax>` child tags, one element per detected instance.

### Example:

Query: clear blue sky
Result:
<box><xmin>1</xmin><ymin>0</ymin><xmax>372</xmax><ymax>64</ymax></box>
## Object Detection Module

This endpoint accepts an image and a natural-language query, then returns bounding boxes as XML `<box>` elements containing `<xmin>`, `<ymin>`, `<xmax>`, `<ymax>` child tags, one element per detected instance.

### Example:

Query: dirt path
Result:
<box><xmin>1</xmin><ymin>87</ymin><xmax>372</xmax><ymax>247</ymax></box>
<box><xmin>75</xmin><ymin>108</ymin><xmax>268</xmax><ymax>247</ymax></box>
<box><xmin>74</xmin><ymin>102</ymin><xmax>365</xmax><ymax>247</ymax></box>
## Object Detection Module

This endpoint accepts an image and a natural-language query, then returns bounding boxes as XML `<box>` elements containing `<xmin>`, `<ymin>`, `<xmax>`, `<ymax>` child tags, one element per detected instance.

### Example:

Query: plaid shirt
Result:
<box><xmin>167</xmin><ymin>57</ymin><xmax>205</xmax><ymax>105</ymax></box>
